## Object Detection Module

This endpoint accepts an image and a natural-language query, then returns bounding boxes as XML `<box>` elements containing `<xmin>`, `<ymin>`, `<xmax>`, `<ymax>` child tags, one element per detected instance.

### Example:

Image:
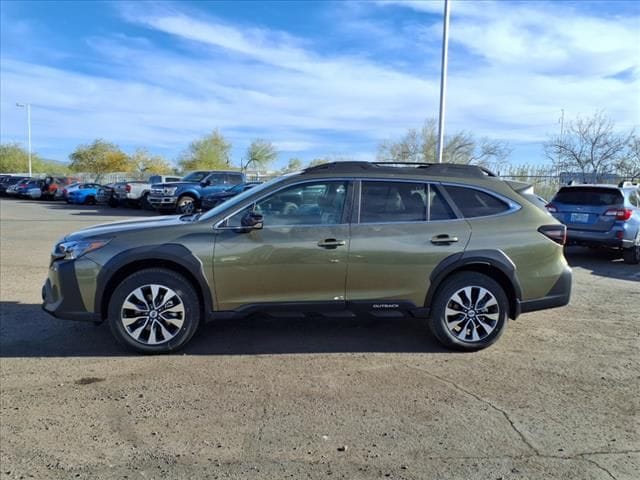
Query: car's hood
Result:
<box><xmin>66</xmin><ymin>215</ymin><xmax>184</xmax><ymax>240</ymax></box>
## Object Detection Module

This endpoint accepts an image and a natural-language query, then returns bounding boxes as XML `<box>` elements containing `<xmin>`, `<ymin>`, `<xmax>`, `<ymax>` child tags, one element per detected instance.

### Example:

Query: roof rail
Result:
<box><xmin>303</xmin><ymin>161</ymin><xmax>497</xmax><ymax>178</ymax></box>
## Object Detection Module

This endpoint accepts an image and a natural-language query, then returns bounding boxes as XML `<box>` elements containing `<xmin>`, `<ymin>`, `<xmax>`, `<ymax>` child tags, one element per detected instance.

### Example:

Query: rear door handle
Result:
<box><xmin>317</xmin><ymin>238</ymin><xmax>346</xmax><ymax>249</ymax></box>
<box><xmin>431</xmin><ymin>234</ymin><xmax>459</xmax><ymax>245</ymax></box>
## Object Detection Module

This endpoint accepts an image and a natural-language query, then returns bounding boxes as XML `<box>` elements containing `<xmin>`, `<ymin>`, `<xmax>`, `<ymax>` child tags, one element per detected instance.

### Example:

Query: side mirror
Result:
<box><xmin>200</xmin><ymin>180</ymin><xmax>211</xmax><ymax>187</ymax></box>
<box><xmin>240</xmin><ymin>211</ymin><xmax>263</xmax><ymax>231</ymax></box>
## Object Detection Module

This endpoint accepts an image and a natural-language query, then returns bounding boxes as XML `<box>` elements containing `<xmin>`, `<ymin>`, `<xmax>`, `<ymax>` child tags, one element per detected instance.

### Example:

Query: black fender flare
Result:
<box><xmin>95</xmin><ymin>243</ymin><xmax>213</xmax><ymax>318</ymax></box>
<box><xmin>425</xmin><ymin>250</ymin><xmax>524</xmax><ymax>319</ymax></box>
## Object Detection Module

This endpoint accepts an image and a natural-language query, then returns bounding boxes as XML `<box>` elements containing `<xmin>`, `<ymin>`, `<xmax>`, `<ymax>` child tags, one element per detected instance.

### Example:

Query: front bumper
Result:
<box><xmin>148</xmin><ymin>196</ymin><xmax>177</xmax><ymax>209</ymax></box>
<box><xmin>517</xmin><ymin>266</ymin><xmax>572</xmax><ymax>315</ymax></box>
<box><xmin>42</xmin><ymin>259</ymin><xmax>99</xmax><ymax>322</ymax></box>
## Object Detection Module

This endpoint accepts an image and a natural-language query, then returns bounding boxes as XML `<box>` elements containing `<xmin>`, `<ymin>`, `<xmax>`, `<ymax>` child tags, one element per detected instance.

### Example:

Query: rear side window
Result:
<box><xmin>360</xmin><ymin>181</ymin><xmax>455</xmax><ymax>223</ymax></box>
<box><xmin>627</xmin><ymin>190</ymin><xmax>639</xmax><ymax>207</ymax></box>
<box><xmin>552</xmin><ymin>187</ymin><xmax>623</xmax><ymax>206</ymax></box>
<box><xmin>443</xmin><ymin>185</ymin><xmax>510</xmax><ymax>218</ymax></box>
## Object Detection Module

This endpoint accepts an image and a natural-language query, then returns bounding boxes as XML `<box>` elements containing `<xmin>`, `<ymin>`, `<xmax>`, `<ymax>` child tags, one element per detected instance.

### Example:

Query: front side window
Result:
<box><xmin>226</xmin><ymin>174</ymin><xmax>244</xmax><ymax>185</ymax></box>
<box><xmin>182</xmin><ymin>171</ymin><xmax>209</xmax><ymax>182</ymax></box>
<box><xmin>206</xmin><ymin>173</ymin><xmax>226</xmax><ymax>185</ymax></box>
<box><xmin>227</xmin><ymin>181</ymin><xmax>348</xmax><ymax>227</ymax></box>
<box><xmin>443</xmin><ymin>185</ymin><xmax>510</xmax><ymax>218</ymax></box>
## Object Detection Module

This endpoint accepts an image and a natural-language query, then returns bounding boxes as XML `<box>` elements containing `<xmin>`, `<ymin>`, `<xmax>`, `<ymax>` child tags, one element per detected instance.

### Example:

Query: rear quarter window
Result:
<box><xmin>443</xmin><ymin>185</ymin><xmax>510</xmax><ymax>218</ymax></box>
<box><xmin>552</xmin><ymin>187</ymin><xmax>623</xmax><ymax>206</ymax></box>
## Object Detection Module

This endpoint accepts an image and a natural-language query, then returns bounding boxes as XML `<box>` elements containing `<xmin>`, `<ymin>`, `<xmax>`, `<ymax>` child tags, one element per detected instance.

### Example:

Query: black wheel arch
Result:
<box><xmin>426</xmin><ymin>250</ymin><xmax>523</xmax><ymax>320</ymax></box>
<box><xmin>95</xmin><ymin>244</ymin><xmax>213</xmax><ymax>321</ymax></box>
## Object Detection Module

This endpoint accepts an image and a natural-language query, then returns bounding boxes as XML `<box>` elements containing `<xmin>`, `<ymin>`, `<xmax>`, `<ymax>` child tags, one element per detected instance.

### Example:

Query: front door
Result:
<box><xmin>213</xmin><ymin>180</ymin><xmax>352</xmax><ymax>310</ymax></box>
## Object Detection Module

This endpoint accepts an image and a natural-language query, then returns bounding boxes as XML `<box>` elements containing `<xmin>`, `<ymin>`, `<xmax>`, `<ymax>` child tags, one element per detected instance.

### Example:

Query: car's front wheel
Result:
<box><xmin>176</xmin><ymin>195</ymin><xmax>197</xmax><ymax>214</ymax></box>
<box><xmin>108</xmin><ymin>268</ymin><xmax>201</xmax><ymax>353</ymax></box>
<box><xmin>623</xmin><ymin>234</ymin><xmax>640</xmax><ymax>265</ymax></box>
<box><xmin>429</xmin><ymin>272</ymin><xmax>509</xmax><ymax>351</ymax></box>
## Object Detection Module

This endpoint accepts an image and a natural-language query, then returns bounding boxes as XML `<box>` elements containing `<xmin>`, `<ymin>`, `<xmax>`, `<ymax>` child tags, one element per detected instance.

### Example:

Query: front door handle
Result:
<box><xmin>431</xmin><ymin>234</ymin><xmax>459</xmax><ymax>245</ymax></box>
<box><xmin>317</xmin><ymin>238</ymin><xmax>346</xmax><ymax>249</ymax></box>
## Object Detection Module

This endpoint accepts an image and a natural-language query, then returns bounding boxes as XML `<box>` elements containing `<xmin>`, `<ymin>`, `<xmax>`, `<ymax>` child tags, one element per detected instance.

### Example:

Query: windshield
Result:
<box><xmin>198</xmin><ymin>175</ymin><xmax>290</xmax><ymax>222</ymax></box>
<box><xmin>182</xmin><ymin>171</ymin><xmax>209</xmax><ymax>182</ymax></box>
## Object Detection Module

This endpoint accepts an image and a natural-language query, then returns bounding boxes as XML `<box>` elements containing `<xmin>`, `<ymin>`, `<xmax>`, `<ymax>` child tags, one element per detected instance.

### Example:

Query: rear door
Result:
<box><xmin>551</xmin><ymin>187</ymin><xmax>624</xmax><ymax>232</ymax></box>
<box><xmin>346</xmin><ymin>180</ymin><xmax>471</xmax><ymax>307</ymax></box>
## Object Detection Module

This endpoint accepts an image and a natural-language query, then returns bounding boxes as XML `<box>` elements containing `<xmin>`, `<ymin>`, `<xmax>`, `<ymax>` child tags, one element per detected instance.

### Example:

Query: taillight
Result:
<box><xmin>603</xmin><ymin>208</ymin><xmax>632</xmax><ymax>221</ymax></box>
<box><xmin>125</xmin><ymin>184</ymin><xmax>131</xmax><ymax>193</ymax></box>
<box><xmin>545</xmin><ymin>204</ymin><xmax>557</xmax><ymax>213</ymax></box>
<box><xmin>538</xmin><ymin>225</ymin><xmax>566</xmax><ymax>245</ymax></box>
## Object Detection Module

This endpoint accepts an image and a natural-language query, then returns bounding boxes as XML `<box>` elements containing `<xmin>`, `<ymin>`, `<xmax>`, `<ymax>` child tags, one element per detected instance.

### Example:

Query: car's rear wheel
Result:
<box><xmin>429</xmin><ymin>272</ymin><xmax>509</xmax><ymax>351</ymax></box>
<box><xmin>108</xmin><ymin>268</ymin><xmax>201</xmax><ymax>354</ymax></box>
<box><xmin>623</xmin><ymin>234</ymin><xmax>640</xmax><ymax>265</ymax></box>
<box><xmin>176</xmin><ymin>195</ymin><xmax>196</xmax><ymax>214</ymax></box>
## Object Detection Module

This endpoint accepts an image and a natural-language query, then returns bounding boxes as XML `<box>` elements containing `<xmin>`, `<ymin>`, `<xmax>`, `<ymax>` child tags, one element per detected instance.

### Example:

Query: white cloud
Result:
<box><xmin>1</xmin><ymin>0</ymin><xmax>638</xmax><ymax>166</ymax></box>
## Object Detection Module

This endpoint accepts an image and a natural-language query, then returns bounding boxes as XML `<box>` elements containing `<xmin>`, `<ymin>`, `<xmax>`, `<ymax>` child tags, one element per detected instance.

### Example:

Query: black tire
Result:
<box><xmin>623</xmin><ymin>234</ymin><xmax>640</xmax><ymax>265</ymax></box>
<box><xmin>108</xmin><ymin>268</ymin><xmax>201</xmax><ymax>354</ymax></box>
<box><xmin>84</xmin><ymin>195</ymin><xmax>96</xmax><ymax>205</ymax></box>
<box><xmin>428</xmin><ymin>272</ymin><xmax>509</xmax><ymax>351</ymax></box>
<box><xmin>176</xmin><ymin>195</ymin><xmax>197</xmax><ymax>214</ymax></box>
<box><xmin>141</xmin><ymin>192</ymin><xmax>153</xmax><ymax>210</ymax></box>
<box><xmin>108</xmin><ymin>197</ymin><xmax>119</xmax><ymax>208</ymax></box>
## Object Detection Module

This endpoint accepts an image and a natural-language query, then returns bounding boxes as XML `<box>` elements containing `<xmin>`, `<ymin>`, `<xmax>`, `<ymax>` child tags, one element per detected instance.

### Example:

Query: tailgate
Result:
<box><xmin>551</xmin><ymin>187</ymin><xmax>624</xmax><ymax>232</ymax></box>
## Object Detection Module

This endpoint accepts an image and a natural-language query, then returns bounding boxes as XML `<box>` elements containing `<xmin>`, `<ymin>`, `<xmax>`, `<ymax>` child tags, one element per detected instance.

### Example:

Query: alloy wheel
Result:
<box><xmin>444</xmin><ymin>286</ymin><xmax>500</xmax><ymax>343</ymax></box>
<box><xmin>178</xmin><ymin>198</ymin><xmax>195</xmax><ymax>214</ymax></box>
<box><xmin>120</xmin><ymin>284</ymin><xmax>185</xmax><ymax>345</ymax></box>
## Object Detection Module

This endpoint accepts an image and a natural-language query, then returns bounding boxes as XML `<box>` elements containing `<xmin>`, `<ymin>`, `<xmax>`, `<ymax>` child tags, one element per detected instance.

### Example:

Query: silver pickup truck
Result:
<box><xmin>113</xmin><ymin>175</ymin><xmax>181</xmax><ymax>209</ymax></box>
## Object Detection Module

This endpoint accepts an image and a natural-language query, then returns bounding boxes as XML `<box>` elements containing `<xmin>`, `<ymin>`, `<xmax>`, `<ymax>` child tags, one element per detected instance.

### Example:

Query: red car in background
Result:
<box><xmin>42</xmin><ymin>176</ymin><xmax>79</xmax><ymax>200</ymax></box>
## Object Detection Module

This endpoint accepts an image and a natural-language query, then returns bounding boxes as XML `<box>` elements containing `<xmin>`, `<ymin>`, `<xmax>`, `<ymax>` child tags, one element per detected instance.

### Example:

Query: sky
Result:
<box><xmin>1</xmin><ymin>0</ymin><xmax>639</xmax><ymax>169</ymax></box>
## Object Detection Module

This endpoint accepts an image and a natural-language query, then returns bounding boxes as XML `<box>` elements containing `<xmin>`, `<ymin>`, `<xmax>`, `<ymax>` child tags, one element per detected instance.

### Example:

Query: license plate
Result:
<box><xmin>570</xmin><ymin>213</ymin><xmax>589</xmax><ymax>223</ymax></box>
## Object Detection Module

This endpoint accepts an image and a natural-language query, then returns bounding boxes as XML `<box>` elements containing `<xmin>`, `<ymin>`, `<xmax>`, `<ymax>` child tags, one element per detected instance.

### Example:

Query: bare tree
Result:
<box><xmin>377</xmin><ymin>118</ymin><xmax>511</xmax><ymax>171</ymax></box>
<box><xmin>544</xmin><ymin>111</ymin><xmax>633</xmax><ymax>182</ymax></box>
<box><xmin>616</xmin><ymin>135</ymin><xmax>640</xmax><ymax>180</ymax></box>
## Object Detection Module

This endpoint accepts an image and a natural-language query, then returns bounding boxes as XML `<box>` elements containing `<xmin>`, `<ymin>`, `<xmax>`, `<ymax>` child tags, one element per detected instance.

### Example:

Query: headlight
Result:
<box><xmin>164</xmin><ymin>186</ymin><xmax>178</xmax><ymax>195</ymax></box>
<box><xmin>53</xmin><ymin>239</ymin><xmax>110</xmax><ymax>260</ymax></box>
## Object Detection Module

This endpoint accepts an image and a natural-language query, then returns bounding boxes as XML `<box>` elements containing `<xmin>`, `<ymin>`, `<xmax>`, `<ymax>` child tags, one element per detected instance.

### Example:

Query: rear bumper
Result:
<box><xmin>517</xmin><ymin>266</ymin><xmax>572</xmax><ymax>315</ymax></box>
<box><xmin>42</xmin><ymin>260</ymin><xmax>99</xmax><ymax>322</ymax></box>
<box><xmin>565</xmin><ymin>227</ymin><xmax>633</xmax><ymax>248</ymax></box>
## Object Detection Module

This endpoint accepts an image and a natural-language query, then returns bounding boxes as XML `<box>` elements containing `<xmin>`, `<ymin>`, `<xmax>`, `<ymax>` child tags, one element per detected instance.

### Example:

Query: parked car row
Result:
<box><xmin>5</xmin><ymin>170</ymin><xmax>635</xmax><ymax>264</ymax></box>
<box><xmin>0</xmin><ymin>172</ymin><xmax>264</xmax><ymax>213</ymax></box>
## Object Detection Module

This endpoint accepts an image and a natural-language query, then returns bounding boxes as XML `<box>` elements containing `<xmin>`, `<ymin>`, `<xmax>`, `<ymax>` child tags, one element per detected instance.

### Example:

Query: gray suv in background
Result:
<box><xmin>547</xmin><ymin>181</ymin><xmax>640</xmax><ymax>264</ymax></box>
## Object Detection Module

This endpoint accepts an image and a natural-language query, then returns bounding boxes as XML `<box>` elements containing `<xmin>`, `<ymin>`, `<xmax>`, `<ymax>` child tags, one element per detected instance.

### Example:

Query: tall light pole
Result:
<box><xmin>436</xmin><ymin>0</ymin><xmax>451</xmax><ymax>164</ymax></box>
<box><xmin>16</xmin><ymin>103</ymin><xmax>32</xmax><ymax>176</ymax></box>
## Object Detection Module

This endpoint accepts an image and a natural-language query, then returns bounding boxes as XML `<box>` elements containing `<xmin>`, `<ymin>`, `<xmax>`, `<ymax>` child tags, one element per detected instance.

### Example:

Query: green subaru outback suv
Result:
<box><xmin>43</xmin><ymin>162</ymin><xmax>571</xmax><ymax>353</ymax></box>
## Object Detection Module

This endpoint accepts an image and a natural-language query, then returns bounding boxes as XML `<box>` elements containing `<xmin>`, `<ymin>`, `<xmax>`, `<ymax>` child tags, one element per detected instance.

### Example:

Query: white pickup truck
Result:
<box><xmin>113</xmin><ymin>175</ymin><xmax>182</xmax><ymax>209</ymax></box>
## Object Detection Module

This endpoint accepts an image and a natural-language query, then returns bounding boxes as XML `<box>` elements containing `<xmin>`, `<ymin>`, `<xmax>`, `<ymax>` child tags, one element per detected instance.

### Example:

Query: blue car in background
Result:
<box><xmin>66</xmin><ymin>183</ymin><xmax>102</xmax><ymax>205</ymax></box>
<box><xmin>547</xmin><ymin>181</ymin><xmax>640</xmax><ymax>264</ymax></box>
